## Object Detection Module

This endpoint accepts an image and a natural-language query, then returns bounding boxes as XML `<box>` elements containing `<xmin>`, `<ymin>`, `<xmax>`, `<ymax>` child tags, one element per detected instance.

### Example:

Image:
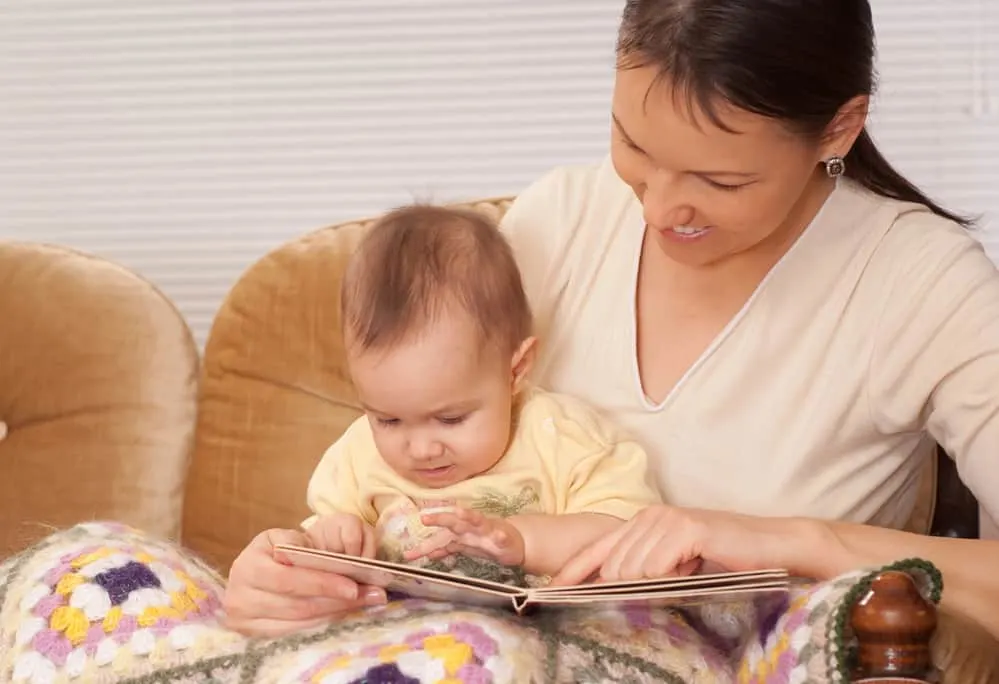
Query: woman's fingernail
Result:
<box><xmin>363</xmin><ymin>588</ymin><xmax>386</xmax><ymax>605</ymax></box>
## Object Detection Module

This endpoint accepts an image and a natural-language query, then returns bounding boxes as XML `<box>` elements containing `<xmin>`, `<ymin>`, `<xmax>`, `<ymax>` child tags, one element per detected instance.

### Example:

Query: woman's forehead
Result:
<box><xmin>612</xmin><ymin>65</ymin><xmax>803</xmax><ymax>166</ymax></box>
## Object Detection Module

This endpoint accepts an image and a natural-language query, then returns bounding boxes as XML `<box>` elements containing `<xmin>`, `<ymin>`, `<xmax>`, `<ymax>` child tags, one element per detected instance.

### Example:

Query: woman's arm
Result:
<box><xmin>553</xmin><ymin>505</ymin><xmax>999</xmax><ymax>640</ymax></box>
<box><xmin>771</xmin><ymin>517</ymin><xmax>999</xmax><ymax>640</ymax></box>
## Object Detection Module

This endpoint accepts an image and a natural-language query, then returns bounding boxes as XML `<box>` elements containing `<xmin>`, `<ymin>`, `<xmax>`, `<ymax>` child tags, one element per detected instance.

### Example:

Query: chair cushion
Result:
<box><xmin>0</xmin><ymin>242</ymin><xmax>198</xmax><ymax>557</ymax></box>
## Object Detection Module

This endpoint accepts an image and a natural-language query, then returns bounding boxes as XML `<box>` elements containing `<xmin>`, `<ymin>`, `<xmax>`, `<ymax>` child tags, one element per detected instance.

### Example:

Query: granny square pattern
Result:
<box><xmin>0</xmin><ymin>522</ymin><xmax>942</xmax><ymax>683</ymax></box>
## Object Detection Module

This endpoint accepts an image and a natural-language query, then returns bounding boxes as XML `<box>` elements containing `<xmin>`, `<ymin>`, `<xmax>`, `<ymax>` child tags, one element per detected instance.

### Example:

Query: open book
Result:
<box><xmin>275</xmin><ymin>544</ymin><xmax>790</xmax><ymax>615</ymax></box>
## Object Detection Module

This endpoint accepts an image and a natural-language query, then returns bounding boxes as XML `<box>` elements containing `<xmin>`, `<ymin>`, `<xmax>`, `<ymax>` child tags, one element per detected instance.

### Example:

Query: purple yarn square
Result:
<box><xmin>348</xmin><ymin>663</ymin><xmax>420</xmax><ymax>684</ymax></box>
<box><xmin>93</xmin><ymin>561</ymin><xmax>161</xmax><ymax>605</ymax></box>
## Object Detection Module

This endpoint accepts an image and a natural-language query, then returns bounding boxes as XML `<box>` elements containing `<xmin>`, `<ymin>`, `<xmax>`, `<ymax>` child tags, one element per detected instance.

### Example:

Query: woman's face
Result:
<box><xmin>611</xmin><ymin>64</ymin><xmax>837</xmax><ymax>269</ymax></box>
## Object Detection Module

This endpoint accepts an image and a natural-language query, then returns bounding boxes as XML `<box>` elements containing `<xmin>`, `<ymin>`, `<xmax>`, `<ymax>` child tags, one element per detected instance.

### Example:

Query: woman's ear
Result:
<box><xmin>820</xmin><ymin>94</ymin><xmax>869</xmax><ymax>160</ymax></box>
<box><xmin>510</xmin><ymin>336</ymin><xmax>538</xmax><ymax>393</ymax></box>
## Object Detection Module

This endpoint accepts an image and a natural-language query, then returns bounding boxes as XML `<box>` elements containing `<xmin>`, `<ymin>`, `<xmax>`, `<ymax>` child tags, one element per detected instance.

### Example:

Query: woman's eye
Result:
<box><xmin>437</xmin><ymin>415</ymin><xmax>466</xmax><ymax>425</ymax></box>
<box><xmin>624</xmin><ymin>139</ymin><xmax>644</xmax><ymax>154</ymax></box>
<box><xmin>704</xmin><ymin>178</ymin><xmax>749</xmax><ymax>192</ymax></box>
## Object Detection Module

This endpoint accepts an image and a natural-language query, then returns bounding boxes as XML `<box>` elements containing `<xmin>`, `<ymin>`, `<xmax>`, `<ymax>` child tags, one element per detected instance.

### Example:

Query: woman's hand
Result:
<box><xmin>551</xmin><ymin>504</ymin><xmax>798</xmax><ymax>586</ymax></box>
<box><xmin>223</xmin><ymin>525</ymin><xmax>387</xmax><ymax>638</ymax></box>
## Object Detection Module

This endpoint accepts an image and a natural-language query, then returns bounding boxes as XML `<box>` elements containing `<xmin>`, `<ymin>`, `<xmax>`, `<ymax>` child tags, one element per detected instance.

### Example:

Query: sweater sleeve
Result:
<box><xmin>868</xmin><ymin>212</ymin><xmax>999</xmax><ymax>524</ymax></box>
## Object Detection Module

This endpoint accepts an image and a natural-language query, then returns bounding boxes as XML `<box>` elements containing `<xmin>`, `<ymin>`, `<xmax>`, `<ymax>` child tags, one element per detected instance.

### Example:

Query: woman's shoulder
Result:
<box><xmin>500</xmin><ymin>155</ymin><xmax>638</xmax><ymax>253</ymax></box>
<box><xmin>853</xmin><ymin>185</ymin><xmax>995</xmax><ymax>285</ymax></box>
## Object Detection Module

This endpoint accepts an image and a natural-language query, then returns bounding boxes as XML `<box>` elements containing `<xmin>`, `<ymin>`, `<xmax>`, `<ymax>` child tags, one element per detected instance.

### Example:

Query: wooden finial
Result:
<box><xmin>850</xmin><ymin>570</ymin><xmax>937</xmax><ymax>682</ymax></box>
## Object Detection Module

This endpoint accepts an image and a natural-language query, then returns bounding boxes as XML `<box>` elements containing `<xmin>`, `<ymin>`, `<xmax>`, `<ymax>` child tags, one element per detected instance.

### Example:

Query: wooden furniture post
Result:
<box><xmin>851</xmin><ymin>571</ymin><xmax>938</xmax><ymax>683</ymax></box>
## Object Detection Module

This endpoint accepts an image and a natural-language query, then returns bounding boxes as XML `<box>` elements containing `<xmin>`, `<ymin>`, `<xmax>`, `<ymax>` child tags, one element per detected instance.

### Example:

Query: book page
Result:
<box><xmin>526</xmin><ymin>581</ymin><xmax>789</xmax><ymax>610</ymax></box>
<box><xmin>275</xmin><ymin>545</ymin><xmax>523</xmax><ymax>609</ymax></box>
<box><xmin>536</xmin><ymin>569</ymin><xmax>789</xmax><ymax>597</ymax></box>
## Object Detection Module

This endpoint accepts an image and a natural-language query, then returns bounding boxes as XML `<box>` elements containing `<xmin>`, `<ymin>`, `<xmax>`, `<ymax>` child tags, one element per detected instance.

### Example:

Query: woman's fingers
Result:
<box><xmin>602</xmin><ymin>508</ymin><xmax>702</xmax><ymax>581</ymax></box>
<box><xmin>550</xmin><ymin>524</ymin><xmax>626</xmax><ymax>586</ymax></box>
<box><xmin>235</xmin><ymin>529</ymin><xmax>364</xmax><ymax>601</ymax></box>
<box><xmin>224</xmin><ymin>586</ymin><xmax>346</xmax><ymax>623</ymax></box>
<box><xmin>673</xmin><ymin>558</ymin><xmax>703</xmax><ymax>576</ymax></box>
<box><xmin>224</xmin><ymin>527</ymin><xmax>390</xmax><ymax>638</ymax></box>
<box><xmin>252</xmin><ymin>556</ymin><xmax>363</xmax><ymax>600</ymax></box>
<box><xmin>599</xmin><ymin>510</ymin><xmax>663</xmax><ymax>580</ymax></box>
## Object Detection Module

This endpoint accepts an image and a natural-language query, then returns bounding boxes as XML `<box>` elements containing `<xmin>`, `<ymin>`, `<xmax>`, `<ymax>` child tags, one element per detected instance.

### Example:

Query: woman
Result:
<box><xmin>224</xmin><ymin>0</ymin><xmax>999</xmax><ymax>640</ymax></box>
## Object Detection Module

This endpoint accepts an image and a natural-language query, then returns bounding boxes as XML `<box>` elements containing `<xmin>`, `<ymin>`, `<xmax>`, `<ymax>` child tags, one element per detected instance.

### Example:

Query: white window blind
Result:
<box><xmin>0</xmin><ymin>1</ymin><xmax>995</xmax><ymax>346</ymax></box>
<box><xmin>868</xmin><ymin>2</ymin><xmax>997</xmax><ymax>245</ymax></box>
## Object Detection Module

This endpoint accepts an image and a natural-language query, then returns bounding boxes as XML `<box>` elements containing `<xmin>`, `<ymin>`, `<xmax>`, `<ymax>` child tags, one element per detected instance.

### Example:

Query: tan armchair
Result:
<box><xmin>0</xmin><ymin>242</ymin><xmax>199</xmax><ymax>557</ymax></box>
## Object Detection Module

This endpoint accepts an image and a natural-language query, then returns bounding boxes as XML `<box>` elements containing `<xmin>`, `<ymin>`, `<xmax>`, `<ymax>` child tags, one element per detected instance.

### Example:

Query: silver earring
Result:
<box><xmin>824</xmin><ymin>156</ymin><xmax>846</xmax><ymax>178</ymax></box>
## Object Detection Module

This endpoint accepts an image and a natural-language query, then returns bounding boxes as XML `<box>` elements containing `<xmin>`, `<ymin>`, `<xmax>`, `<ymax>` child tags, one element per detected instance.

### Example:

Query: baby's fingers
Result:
<box><xmin>422</xmin><ymin>509</ymin><xmax>483</xmax><ymax>535</ymax></box>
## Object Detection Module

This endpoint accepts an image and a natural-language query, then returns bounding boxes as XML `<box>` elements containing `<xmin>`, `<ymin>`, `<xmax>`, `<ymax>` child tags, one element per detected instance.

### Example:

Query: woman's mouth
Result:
<box><xmin>661</xmin><ymin>225</ymin><xmax>712</xmax><ymax>241</ymax></box>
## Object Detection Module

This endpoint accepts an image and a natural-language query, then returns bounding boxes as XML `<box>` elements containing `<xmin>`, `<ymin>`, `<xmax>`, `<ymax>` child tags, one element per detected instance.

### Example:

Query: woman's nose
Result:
<box><xmin>643</xmin><ymin>172</ymin><xmax>695</xmax><ymax>230</ymax></box>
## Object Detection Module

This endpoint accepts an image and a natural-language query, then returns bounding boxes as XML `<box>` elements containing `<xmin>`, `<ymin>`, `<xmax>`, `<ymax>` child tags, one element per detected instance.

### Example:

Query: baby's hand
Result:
<box><xmin>407</xmin><ymin>507</ymin><xmax>525</xmax><ymax>567</ymax></box>
<box><xmin>305</xmin><ymin>513</ymin><xmax>376</xmax><ymax>558</ymax></box>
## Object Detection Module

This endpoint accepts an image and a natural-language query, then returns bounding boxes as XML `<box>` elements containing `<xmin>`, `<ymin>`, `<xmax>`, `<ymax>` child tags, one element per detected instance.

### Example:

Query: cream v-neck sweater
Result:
<box><xmin>500</xmin><ymin>155</ymin><xmax>999</xmax><ymax>531</ymax></box>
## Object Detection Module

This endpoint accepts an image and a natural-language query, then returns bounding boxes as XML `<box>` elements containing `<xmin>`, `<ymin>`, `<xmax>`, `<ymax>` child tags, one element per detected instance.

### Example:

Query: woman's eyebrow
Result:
<box><xmin>611</xmin><ymin>113</ymin><xmax>642</xmax><ymax>150</ymax></box>
<box><xmin>612</xmin><ymin>112</ymin><xmax>756</xmax><ymax>178</ymax></box>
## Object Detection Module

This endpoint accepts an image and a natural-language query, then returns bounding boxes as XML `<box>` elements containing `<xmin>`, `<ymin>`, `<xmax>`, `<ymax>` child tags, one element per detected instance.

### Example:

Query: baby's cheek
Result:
<box><xmin>373</xmin><ymin>433</ymin><xmax>406</xmax><ymax>468</ymax></box>
<box><xmin>465</xmin><ymin>420</ymin><xmax>510</xmax><ymax>468</ymax></box>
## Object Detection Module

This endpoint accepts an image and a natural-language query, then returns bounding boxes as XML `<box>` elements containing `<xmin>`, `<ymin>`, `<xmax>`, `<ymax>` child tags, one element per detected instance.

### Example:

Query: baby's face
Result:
<box><xmin>346</xmin><ymin>314</ymin><xmax>521</xmax><ymax>489</ymax></box>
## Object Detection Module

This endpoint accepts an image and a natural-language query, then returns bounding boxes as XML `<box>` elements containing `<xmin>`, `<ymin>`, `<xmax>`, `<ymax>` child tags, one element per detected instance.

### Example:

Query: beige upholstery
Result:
<box><xmin>0</xmin><ymin>242</ymin><xmax>199</xmax><ymax>557</ymax></box>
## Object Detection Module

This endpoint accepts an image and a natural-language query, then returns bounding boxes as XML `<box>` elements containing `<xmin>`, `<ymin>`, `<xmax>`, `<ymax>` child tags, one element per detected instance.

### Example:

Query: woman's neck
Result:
<box><xmin>657</xmin><ymin>173</ymin><xmax>838</xmax><ymax>303</ymax></box>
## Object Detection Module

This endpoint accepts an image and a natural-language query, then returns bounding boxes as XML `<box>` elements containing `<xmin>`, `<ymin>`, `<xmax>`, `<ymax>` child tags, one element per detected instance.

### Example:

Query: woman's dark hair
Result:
<box><xmin>618</xmin><ymin>0</ymin><xmax>972</xmax><ymax>227</ymax></box>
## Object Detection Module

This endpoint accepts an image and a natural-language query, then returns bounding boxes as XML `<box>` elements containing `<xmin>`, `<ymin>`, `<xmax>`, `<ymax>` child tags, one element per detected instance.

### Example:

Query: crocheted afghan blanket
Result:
<box><xmin>0</xmin><ymin>522</ymin><xmax>942</xmax><ymax>684</ymax></box>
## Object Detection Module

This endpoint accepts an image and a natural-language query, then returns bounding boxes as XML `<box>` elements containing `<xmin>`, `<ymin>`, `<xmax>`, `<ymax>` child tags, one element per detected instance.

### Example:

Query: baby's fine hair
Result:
<box><xmin>340</xmin><ymin>203</ymin><xmax>533</xmax><ymax>356</ymax></box>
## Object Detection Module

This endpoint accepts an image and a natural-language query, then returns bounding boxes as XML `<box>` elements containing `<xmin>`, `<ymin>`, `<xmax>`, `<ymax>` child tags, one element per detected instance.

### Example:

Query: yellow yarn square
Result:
<box><xmin>71</xmin><ymin>548</ymin><xmax>114</xmax><ymax>569</ymax></box>
<box><xmin>55</xmin><ymin>573</ymin><xmax>84</xmax><ymax>596</ymax></box>
<box><xmin>102</xmin><ymin>606</ymin><xmax>122</xmax><ymax>632</ymax></box>
<box><xmin>50</xmin><ymin>606</ymin><xmax>90</xmax><ymax>646</ymax></box>
<box><xmin>378</xmin><ymin>644</ymin><xmax>410</xmax><ymax>662</ymax></box>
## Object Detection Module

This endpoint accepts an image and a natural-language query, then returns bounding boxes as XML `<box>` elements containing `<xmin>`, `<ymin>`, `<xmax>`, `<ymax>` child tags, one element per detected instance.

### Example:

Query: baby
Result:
<box><xmin>302</xmin><ymin>204</ymin><xmax>661</xmax><ymax>585</ymax></box>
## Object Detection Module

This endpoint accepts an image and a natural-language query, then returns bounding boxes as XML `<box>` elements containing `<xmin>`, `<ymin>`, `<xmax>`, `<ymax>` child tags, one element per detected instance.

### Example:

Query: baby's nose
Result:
<box><xmin>410</xmin><ymin>436</ymin><xmax>444</xmax><ymax>460</ymax></box>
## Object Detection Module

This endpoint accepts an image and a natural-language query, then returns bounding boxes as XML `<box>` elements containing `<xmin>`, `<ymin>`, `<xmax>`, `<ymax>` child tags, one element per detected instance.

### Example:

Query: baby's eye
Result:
<box><xmin>376</xmin><ymin>417</ymin><xmax>400</xmax><ymax>427</ymax></box>
<box><xmin>437</xmin><ymin>415</ymin><xmax>466</xmax><ymax>425</ymax></box>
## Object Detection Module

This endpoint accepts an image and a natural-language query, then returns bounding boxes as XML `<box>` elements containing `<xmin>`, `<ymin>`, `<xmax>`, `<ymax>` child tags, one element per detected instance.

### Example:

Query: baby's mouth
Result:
<box><xmin>417</xmin><ymin>465</ymin><xmax>454</xmax><ymax>478</ymax></box>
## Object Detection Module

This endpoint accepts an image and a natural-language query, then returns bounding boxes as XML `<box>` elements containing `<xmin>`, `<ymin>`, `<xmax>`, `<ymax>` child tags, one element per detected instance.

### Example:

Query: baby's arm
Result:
<box><xmin>414</xmin><ymin>508</ymin><xmax>621</xmax><ymax>576</ymax></box>
<box><xmin>417</xmin><ymin>407</ymin><xmax>660</xmax><ymax>578</ymax></box>
<box><xmin>532</xmin><ymin>397</ymin><xmax>662</xmax><ymax>578</ymax></box>
<box><xmin>507</xmin><ymin>512</ymin><xmax>623</xmax><ymax>577</ymax></box>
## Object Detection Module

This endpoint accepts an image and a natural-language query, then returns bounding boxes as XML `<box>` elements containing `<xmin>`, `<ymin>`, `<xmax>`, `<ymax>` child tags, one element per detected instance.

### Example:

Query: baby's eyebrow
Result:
<box><xmin>430</xmin><ymin>400</ymin><xmax>479</xmax><ymax>415</ymax></box>
<box><xmin>360</xmin><ymin>402</ymin><xmax>391</xmax><ymax>416</ymax></box>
